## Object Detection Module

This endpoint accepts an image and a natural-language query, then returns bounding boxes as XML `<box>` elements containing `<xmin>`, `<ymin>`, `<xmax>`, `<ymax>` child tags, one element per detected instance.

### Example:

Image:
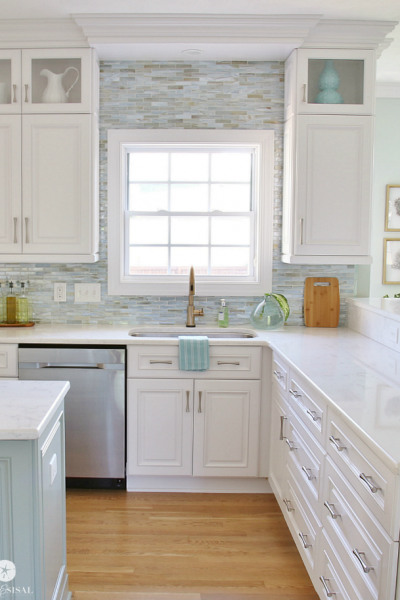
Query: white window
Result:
<box><xmin>108</xmin><ymin>130</ymin><xmax>273</xmax><ymax>296</ymax></box>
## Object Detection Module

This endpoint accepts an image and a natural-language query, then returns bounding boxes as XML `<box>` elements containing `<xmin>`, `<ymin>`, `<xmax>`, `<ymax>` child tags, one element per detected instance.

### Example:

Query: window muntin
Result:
<box><xmin>125</xmin><ymin>147</ymin><xmax>256</xmax><ymax>279</ymax></box>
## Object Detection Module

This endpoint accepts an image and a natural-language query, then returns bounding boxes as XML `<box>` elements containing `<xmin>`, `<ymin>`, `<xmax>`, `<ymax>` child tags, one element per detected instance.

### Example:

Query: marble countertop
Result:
<box><xmin>2</xmin><ymin>323</ymin><xmax>400</xmax><ymax>473</ymax></box>
<box><xmin>348</xmin><ymin>297</ymin><xmax>400</xmax><ymax>323</ymax></box>
<box><xmin>0</xmin><ymin>380</ymin><xmax>70</xmax><ymax>440</ymax></box>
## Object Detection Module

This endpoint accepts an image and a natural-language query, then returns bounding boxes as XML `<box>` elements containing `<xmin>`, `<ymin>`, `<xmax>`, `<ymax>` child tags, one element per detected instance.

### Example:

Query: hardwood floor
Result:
<box><xmin>66</xmin><ymin>489</ymin><xmax>319</xmax><ymax>599</ymax></box>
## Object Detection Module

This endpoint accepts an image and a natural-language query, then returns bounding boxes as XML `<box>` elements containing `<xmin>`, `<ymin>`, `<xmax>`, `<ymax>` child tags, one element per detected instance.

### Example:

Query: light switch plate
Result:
<box><xmin>54</xmin><ymin>282</ymin><xmax>66</xmax><ymax>302</ymax></box>
<box><xmin>75</xmin><ymin>283</ymin><xmax>101</xmax><ymax>303</ymax></box>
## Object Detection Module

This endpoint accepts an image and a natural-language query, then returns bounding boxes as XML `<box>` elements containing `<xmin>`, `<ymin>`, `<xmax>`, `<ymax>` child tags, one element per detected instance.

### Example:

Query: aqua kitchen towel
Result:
<box><xmin>178</xmin><ymin>336</ymin><xmax>210</xmax><ymax>371</ymax></box>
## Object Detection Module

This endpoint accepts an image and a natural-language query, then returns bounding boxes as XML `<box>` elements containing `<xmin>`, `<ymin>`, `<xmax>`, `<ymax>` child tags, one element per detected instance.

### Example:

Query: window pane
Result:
<box><xmin>129</xmin><ymin>247</ymin><xmax>168</xmax><ymax>275</ymax></box>
<box><xmin>171</xmin><ymin>247</ymin><xmax>208</xmax><ymax>275</ymax></box>
<box><xmin>211</xmin><ymin>153</ymin><xmax>251</xmax><ymax>182</ymax></box>
<box><xmin>129</xmin><ymin>153</ymin><xmax>168</xmax><ymax>182</ymax></box>
<box><xmin>171</xmin><ymin>153</ymin><xmax>209</xmax><ymax>182</ymax></box>
<box><xmin>211</xmin><ymin>183</ymin><xmax>251</xmax><ymax>212</ymax></box>
<box><xmin>211</xmin><ymin>247</ymin><xmax>250</xmax><ymax>276</ymax></box>
<box><xmin>129</xmin><ymin>183</ymin><xmax>168</xmax><ymax>211</ymax></box>
<box><xmin>170</xmin><ymin>184</ymin><xmax>208</xmax><ymax>212</ymax></box>
<box><xmin>171</xmin><ymin>217</ymin><xmax>208</xmax><ymax>245</ymax></box>
<box><xmin>211</xmin><ymin>217</ymin><xmax>250</xmax><ymax>245</ymax></box>
<box><xmin>129</xmin><ymin>216</ymin><xmax>168</xmax><ymax>244</ymax></box>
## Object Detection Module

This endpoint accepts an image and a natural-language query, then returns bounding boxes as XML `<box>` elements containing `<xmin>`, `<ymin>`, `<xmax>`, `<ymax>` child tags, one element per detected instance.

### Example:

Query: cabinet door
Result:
<box><xmin>22</xmin><ymin>114</ymin><xmax>93</xmax><ymax>255</ymax></box>
<box><xmin>21</xmin><ymin>48</ymin><xmax>93</xmax><ymax>114</ymax></box>
<box><xmin>0</xmin><ymin>50</ymin><xmax>22</xmax><ymax>114</ymax></box>
<box><xmin>127</xmin><ymin>379</ymin><xmax>194</xmax><ymax>476</ymax></box>
<box><xmin>269</xmin><ymin>387</ymin><xmax>289</xmax><ymax>500</ymax></box>
<box><xmin>0</xmin><ymin>115</ymin><xmax>22</xmax><ymax>252</ymax></box>
<box><xmin>193</xmin><ymin>379</ymin><xmax>261</xmax><ymax>477</ymax></box>
<box><xmin>295</xmin><ymin>115</ymin><xmax>372</xmax><ymax>256</ymax></box>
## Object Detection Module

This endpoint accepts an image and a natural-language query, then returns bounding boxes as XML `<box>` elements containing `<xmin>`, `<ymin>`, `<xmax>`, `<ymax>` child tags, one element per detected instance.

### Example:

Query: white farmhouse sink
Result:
<box><xmin>128</xmin><ymin>328</ymin><xmax>257</xmax><ymax>339</ymax></box>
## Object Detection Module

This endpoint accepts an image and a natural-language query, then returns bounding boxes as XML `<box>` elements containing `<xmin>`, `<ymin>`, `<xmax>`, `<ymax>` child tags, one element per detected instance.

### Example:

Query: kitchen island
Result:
<box><xmin>0</xmin><ymin>380</ymin><xmax>71</xmax><ymax>600</ymax></box>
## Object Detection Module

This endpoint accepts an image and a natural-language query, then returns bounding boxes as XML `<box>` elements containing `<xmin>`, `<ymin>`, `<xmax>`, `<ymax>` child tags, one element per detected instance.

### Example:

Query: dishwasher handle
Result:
<box><xmin>19</xmin><ymin>362</ymin><xmax>125</xmax><ymax>370</ymax></box>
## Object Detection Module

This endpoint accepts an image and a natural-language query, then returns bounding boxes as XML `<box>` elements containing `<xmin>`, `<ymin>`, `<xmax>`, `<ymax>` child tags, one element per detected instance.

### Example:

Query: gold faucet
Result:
<box><xmin>186</xmin><ymin>266</ymin><xmax>204</xmax><ymax>327</ymax></box>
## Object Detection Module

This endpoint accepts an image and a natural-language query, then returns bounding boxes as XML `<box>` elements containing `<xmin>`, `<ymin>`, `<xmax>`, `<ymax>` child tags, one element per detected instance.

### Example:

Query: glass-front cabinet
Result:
<box><xmin>285</xmin><ymin>49</ymin><xmax>375</xmax><ymax>118</ymax></box>
<box><xmin>0</xmin><ymin>50</ymin><xmax>22</xmax><ymax>114</ymax></box>
<box><xmin>21</xmin><ymin>48</ymin><xmax>93</xmax><ymax>113</ymax></box>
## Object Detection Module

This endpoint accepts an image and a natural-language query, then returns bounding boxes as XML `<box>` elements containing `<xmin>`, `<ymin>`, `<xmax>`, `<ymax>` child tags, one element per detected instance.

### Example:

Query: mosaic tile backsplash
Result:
<box><xmin>0</xmin><ymin>60</ymin><xmax>355</xmax><ymax>326</ymax></box>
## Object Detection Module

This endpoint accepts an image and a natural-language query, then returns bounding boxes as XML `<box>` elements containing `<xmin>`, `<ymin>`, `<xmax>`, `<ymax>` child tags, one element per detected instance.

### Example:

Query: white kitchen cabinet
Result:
<box><xmin>269</xmin><ymin>386</ymin><xmax>289</xmax><ymax>501</ymax></box>
<box><xmin>0</xmin><ymin>115</ymin><xmax>21</xmax><ymax>252</ymax></box>
<box><xmin>285</xmin><ymin>49</ymin><xmax>375</xmax><ymax>120</ymax></box>
<box><xmin>282</xmin><ymin>114</ymin><xmax>373</xmax><ymax>264</ymax></box>
<box><xmin>0</xmin><ymin>49</ymin><xmax>22</xmax><ymax>114</ymax></box>
<box><xmin>127</xmin><ymin>378</ymin><xmax>194</xmax><ymax>476</ymax></box>
<box><xmin>193</xmin><ymin>379</ymin><xmax>260</xmax><ymax>477</ymax></box>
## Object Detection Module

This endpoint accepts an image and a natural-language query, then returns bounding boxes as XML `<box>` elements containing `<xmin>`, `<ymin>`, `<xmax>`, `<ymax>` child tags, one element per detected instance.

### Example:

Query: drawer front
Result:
<box><xmin>128</xmin><ymin>345</ymin><xmax>262</xmax><ymax>379</ymax></box>
<box><xmin>286</xmin><ymin>408</ymin><xmax>325</xmax><ymax>519</ymax></box>
<box><xmin>272</xmin><ymin>355</ymin><xmax>288</xmax><ymax>393</ymax></box>
<box><xmin>318</xmin><ymin>530</ymin><xmax>355</xmax><ymax>600</ymax></box>
<box><xmin>284</xmin><ymin>465</ymin><xmax>320</xmax><ymax>575</ymax></box>
<box><xmin>323</xmin><ymin>458</ymin><xmax>397</xmax><ymax>600</ymax></box>
<box><xmin>0</xmin><ymin>344</ymin><xmax>18</xmax><ymax>377</ymax></box>
<box><xmin>327</xmin><ymin>411</ymin><xmax>397</xmax><ymax>538</ymax></box>
<box><xmin>289</xmin><ymin>371</ymin><xmax>327</xmax><ymax>446</ymax></box>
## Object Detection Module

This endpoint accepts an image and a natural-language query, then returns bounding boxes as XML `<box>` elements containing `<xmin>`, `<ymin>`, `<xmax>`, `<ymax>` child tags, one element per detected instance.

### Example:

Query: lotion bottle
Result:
<box><xmin>218</xmin><ymin>299</ymin><xmax>229</xmax><ymax>328</ymax></box>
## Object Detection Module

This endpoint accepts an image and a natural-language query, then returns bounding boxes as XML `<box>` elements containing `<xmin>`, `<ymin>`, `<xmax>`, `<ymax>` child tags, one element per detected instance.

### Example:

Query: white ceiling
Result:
<box><xmin>0</xmin><ymin>0</ymin><xmax>399</xmax><ymax>81</ymax></box>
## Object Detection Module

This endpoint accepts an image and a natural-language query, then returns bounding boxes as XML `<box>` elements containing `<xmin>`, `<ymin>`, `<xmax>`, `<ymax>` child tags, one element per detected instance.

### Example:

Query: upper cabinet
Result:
<box><xmin>285</xmin><ymin>49</ymin><xmax>375</xmax><ymax>120</ymax></box>
<box><xmin>0</xmin><ymin>48</ymin><xmax>98</xmax><ymax>116</ymax></box>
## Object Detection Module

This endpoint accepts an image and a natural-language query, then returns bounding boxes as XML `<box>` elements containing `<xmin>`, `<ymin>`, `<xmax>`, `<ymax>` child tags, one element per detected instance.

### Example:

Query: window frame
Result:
<box><xmin>108</xmin><ymin>129</ymin><xmax>274</xmax><ymax>296</ymax></box>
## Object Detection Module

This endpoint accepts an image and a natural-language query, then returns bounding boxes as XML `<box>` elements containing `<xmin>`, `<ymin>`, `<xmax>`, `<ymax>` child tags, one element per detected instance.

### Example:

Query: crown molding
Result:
<box><xmin>0</xmin><ymin>19</ymin><xmax>88</xmax><ymax>47</ymax></box>
<box><xmin>376</xmin><ymin>82</ymin><xmax>400</xmax><ymax>98</ymax></box>
<box><xmin>72</xmin><ymin>13</ymin><xmax>322</xmax><ymax>45</ymax></box>
<box><xmin>302</xmin><ymin>19</ymin><xmax>397</xmax><ymax>52</ymax></box>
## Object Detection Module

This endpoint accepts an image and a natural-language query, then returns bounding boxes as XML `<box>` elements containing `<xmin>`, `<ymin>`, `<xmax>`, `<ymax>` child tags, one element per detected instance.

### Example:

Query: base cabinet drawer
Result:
<box><xmin>272</xmin><ymin>354</ymin><xmax>289</xmax><ymax>394</ymax></box>
<box><xmin>0</xmin><ymin>344</ymin><xmax>18</xmax><ymax>377</ymax></box>
<box><xmin>318</xmin><ymin>530</ymin><xmax>354</xmax><ymax>600</ymax></box>
<box><xmin>289</xmin><ymin>371</ymin><xmax>327</xmax><ymax>446</ymax></box>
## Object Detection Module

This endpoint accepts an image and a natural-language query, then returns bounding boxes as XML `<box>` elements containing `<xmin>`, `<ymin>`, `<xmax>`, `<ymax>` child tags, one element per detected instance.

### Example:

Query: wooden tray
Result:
<box><xmin>0</xmin><ymin>322</ymin><xmax>35</xmax><ymax>327</ymax></box>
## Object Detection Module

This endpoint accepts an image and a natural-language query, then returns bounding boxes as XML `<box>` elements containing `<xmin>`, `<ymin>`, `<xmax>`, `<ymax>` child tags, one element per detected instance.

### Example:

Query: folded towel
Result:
<box><xmin>179</xmin><ymin>336</ymin><xmax>210</xmax><ymax>371</ymax></box>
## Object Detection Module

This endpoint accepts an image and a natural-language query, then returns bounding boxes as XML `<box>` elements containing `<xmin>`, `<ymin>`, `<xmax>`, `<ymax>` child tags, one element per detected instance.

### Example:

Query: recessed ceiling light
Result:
<box><xmin>181</xmin><ymin>49</ymin><xmax>204</xmax><ymax>56</ymax></box>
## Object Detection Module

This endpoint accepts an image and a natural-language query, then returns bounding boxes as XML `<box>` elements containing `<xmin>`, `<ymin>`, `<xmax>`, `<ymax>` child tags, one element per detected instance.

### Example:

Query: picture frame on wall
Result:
<box><xmin>385</xmin><ymin>184</ymin><xmax>400</xmax><ymax>231</ymax></box>
<box><xmin>383</xmin><ymin>238</ymin><xmax>400</xmax><ymax>284</ymax></box>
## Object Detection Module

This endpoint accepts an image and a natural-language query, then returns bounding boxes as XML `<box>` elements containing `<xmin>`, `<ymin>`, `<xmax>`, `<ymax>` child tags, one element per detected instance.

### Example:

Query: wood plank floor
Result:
<box><xmin>66</xmin><ymin>490</ymin><xmax>319</xmax><ymax>599</ymax></box>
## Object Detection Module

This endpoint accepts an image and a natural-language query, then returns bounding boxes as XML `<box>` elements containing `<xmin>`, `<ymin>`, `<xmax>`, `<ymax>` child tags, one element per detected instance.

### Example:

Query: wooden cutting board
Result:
<box><xmin>304</xmin><ymin>277</ymin><xmax>340</xmax><ymax>327</ymax></box>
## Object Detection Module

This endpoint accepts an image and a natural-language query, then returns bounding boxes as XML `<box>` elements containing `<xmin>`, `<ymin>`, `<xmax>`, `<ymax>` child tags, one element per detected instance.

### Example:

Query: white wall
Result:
<box><xmin>369</xmin><ymin>98</ymin><xmax>400</xmax><ymax>297</ymax></box>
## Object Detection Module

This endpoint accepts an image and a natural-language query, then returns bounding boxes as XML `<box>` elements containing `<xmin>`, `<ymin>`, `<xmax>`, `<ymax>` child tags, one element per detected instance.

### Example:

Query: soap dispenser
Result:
<box><xmin>218</xmin><ymin>299</ymin><xmax>229</xmax><ymax>328</ymax></box>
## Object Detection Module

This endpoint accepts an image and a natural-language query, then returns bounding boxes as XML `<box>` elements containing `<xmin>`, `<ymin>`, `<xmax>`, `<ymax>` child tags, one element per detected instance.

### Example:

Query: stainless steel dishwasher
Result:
<box><xmin>19</xmin><ymin>346</ymin><xmax>126</xmax><ymax>489</ymax></box>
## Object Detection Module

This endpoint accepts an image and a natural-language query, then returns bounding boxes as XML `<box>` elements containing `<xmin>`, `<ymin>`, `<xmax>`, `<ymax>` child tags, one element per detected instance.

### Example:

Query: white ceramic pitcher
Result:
<box><xmin>40</xmin><ymin>66</ymin><xmax>80</xmax><ymax>103</ymax></box>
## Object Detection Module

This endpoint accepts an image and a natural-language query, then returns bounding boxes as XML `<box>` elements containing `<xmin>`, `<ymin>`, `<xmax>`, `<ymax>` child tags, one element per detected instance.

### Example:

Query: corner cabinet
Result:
<box><xmin>0</xmin><ymin>47</ymin><xmax>99</xmax><ymax>263</ymax></box>
<box><xmin>282</xmin><ymin>48</ymin><xmax>375</xmax><ymax>265</ymax></box>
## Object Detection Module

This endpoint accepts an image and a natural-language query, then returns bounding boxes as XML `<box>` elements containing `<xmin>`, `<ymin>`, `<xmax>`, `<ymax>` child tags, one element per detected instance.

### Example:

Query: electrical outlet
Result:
<box><xmin>74</xmin><ymin>283</ymin><xmax>101</xmax><ymax>303</ymax></box>
<box><xmin>54</xmin><ymin>283</ymin><xmax>66</xmax><ymax>302</ymax></box>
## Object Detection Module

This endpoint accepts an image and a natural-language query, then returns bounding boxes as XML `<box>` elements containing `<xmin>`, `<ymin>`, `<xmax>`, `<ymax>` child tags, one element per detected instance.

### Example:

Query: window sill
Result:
<box><xmin>108</xmin><ymin>278</ymin><xmax>268</xmax><ymax>297</ymax></box>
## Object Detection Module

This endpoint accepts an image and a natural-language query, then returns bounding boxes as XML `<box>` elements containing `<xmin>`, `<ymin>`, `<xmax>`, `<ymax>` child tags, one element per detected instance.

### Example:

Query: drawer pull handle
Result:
<box><xmin>186</xmin><ymin>390</ymin><xmax>190</xmax><ymax>413</ymax></box>
<box><xmin>283</xmin><ymin>498</ymin><xmax>294</xmax><ymax>512</ymax></box>
<box><xmin>353</xmin><ymin>548</ymin><xmax>374</xmax><ymax>573</ymax></box>
<box><xmin>324</xmin><ymin>501</ymin><xmax>341</xmax><ymax>520</ymax></box>
<box><xmin>306</xmin><ymin>409</ymin><xmax>320</xmax><ymax>422</ymax></box>
<box><xmin>302</xmin><ymin>83</ymin><xmax>307</xmax><ymax>103</ymax></box>
<box><xmin>13</xmin><ymin>217</ymin><xmax>17</xmax><ymax>243</ymax></box>
<box><xmin>302</xmin><ymin>466</ymin><xmax>314</xmax><ymax>480</ymax></box>
<box><xmin>24</xmin><ymin>83</ymin><xmax>29</xmax><ymax>102</ymax></box>
<box><xmin>13</xmin><ymin>84</ymin><xmax>17</xmax><ymax>103</ymax></box>
<box><xmin>149</xmin><ymin>360</ymin><xmax>173</xmax><ymax>364</ymax></box>
<box><xmin>299</xmin><ymin>532</ymin><xmax>312</xmax><ymax>548</ymax></box>
<box><xmin>329</xmin><ymin>436</ymin><xmax>346</xmax><ymax>452</ymax></box>
<box><xmin>289</xmin><ymin>388</ymin><xmax>301</xmax><ymax>398</ymax></box>
<box><xmin>198</xmin><ymin>391</ymin><xmax>202</xmax><ymax>413</ymax></box>
<box><xmin>279</xmin><ymin>415</ymin><xmax>287</xmax><ymax>441</ymax></box>
<box><xmin>217</xmin><ymin>361</ymin><xmax>240</xmax><ymax>366</ymax></box>
<box><xmin>273</xmin><ymin>370</ymin><xmax>283</xmax><ymax>380</ymax></box>
<box><xmin>286</xmin><ymin>439</ymin><xmax>297</xmax><ymax>451</ymax></box>
<box><xmin>319</xmin><ymin>576</ymin><xmax>336</xmax><ymax>597</ymax></box>
<box><xmin>25</xmin><ymin>217</ymin><xmax>29</xmax><ymax>243</ymax></box>
<box><xmin>359</xmin><ymin>473</ymin><xmax>381</xmax><ymax>494</ymax></box>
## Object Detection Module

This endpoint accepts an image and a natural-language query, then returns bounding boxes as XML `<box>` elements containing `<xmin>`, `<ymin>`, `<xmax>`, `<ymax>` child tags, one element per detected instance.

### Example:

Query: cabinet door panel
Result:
<box><xmin>127</xmin><ymin>379</ymin><xmax>193</xmax><ymax>476</ymax></box>
<box><xmin>0</xmin><ymin>50</ymin><xmax>22</xmax><ymax>114</ymax></box>
<box><xmin>0</xmin><ymin>116</ymin><xmax>21</xmax><ymax>252</ymax></box>
<box><xmin>269</xmin><ymin>388</ymin><xmax>289</xmax><ymax>500</ymax></box>
<box><xmin>22</xmin><ymin>114</ymin><xmax>92</xmax><ymax>254</ymax></box>
<box><xmin>296</xmin><ymin>115</ymin><xmax>372</xmax><ymax>256</ymax></box>
<box><xmin>193</xmin><ymin>379</ymin><xmax>260</xmax><ymax>477</ymax></box>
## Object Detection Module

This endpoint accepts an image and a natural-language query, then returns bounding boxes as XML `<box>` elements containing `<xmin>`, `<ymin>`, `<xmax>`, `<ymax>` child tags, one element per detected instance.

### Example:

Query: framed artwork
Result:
<box><xmin>383</xmin><ymin>238</ymin><xmax>400</xmax><ymax>284</ymax></box>
<box><xmin>385</xmin><ymin>184</ymin><xmax>400</xmax><ymax>231</ymax></box>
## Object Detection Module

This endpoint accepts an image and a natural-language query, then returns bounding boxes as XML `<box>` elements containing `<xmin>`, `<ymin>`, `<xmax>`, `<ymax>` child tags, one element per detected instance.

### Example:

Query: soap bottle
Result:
<box><xmin>17</xmin><ymin>282</ymin><xmax>29</xmax><ymax>324</ymax></box>
<box><xmin>218</xmin><ymin>299</ymin><xmax>229</xmax><ymax>328</ymax></box>
<box><xmin>6</xmin><ymin>281</ymin><xmax>17</xmax><ymax>324</ymax></box>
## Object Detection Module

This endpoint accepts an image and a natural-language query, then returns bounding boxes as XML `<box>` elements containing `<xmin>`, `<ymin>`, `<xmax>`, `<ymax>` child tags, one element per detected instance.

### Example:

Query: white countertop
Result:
<box><xmin>0</xmin><ymin>380</ymin><xmax>70</xmax><ymax>440</ymax></box>
<box><xmin>2</xmin><ymin>323</ymin><xmax>400</xmax><ymax>473</ymax></box>
<box><xmin>348</xmin><ymin>297</ymin><xmax>400</xmax><ymax>323</ymax></box>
